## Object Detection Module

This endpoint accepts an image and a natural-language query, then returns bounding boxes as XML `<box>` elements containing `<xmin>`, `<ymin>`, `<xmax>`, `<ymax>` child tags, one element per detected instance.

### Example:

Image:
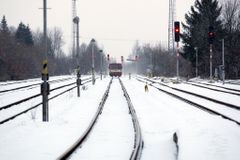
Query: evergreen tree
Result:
<box><xmin>181</xmin><ymin>0</ymin><xmax>223</xmax><ymax>77</ymax></box>
<box><xmin>0</xmin><ymin>15</ymin><xmax>9</xmax><ymax>33</ymax></box>
<box><xmin>15</xmin><ymin>22</ymin><xmax>34</xmax><ymax>45</ymax></box>
<box><xmin>25</xmin><ymin>25</ymin><xmax>34</xmax><ymax>45</ymax></box>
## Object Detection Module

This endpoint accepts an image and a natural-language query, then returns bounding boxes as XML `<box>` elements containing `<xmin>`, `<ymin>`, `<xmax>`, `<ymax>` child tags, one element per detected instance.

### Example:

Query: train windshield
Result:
<box><xmin>109</xmin><ymin>63</ymin><xmax>122</xmax><ymax>69</ymax></box>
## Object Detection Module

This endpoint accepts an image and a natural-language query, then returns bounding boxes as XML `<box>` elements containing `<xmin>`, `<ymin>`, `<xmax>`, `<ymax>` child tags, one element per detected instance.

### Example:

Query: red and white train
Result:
<box><xmin>109</xmin><ymin>63</ymin><xmax>122</xmax><ymax>77</ymax></box>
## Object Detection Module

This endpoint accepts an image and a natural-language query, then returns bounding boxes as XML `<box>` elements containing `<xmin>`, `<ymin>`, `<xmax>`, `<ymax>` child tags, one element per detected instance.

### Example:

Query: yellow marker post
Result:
<box><xmin>41</xmin><ymin>59</ymin><xmax>49</xmax><ymax>121</ymax></box>
<box><xmin>42</xmin><ymin>59</ymin><xmax>48</xmax><ymax>80</ymax></box>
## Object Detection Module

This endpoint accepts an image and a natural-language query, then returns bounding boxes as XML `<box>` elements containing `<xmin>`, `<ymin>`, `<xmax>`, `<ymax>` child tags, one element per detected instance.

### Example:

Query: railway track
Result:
<box><xmin>137</xmin><ymin>76</ymin><xmax>240</xmax><ymax>126</ymax></box>
<box><xmin>225</xmin><ymin>80</ymin><xmax>240</xmax><ymax>85</ymax></box>
<box><xmin>57</xmin><ymin>77</ymin><xmax>143</xmax><ymax>160</ymax></box>
<box><xmin>184</xmin><ymin>81</ymin><xmax>240</xmax><ymax>96</ymax></box>
<box><xmin>0</xmin><ymin>78</ymin><xmax>92</xmax><ymax>125</ymax></box>
<box><xmin>188</xmin><ymin>80</ymin><xmax>240</xmax><ymax>93</ymax></box>
<box><xmin>0</xmin><ymin>76</ymin><xmax>92</xmax><ymax>94</ymax></box>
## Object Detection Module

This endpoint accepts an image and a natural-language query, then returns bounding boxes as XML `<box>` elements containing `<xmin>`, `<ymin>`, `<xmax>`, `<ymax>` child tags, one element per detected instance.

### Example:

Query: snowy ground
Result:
<box><xmin>0</xmin><ymin>75</ymin><xmax>240</xmax><ymax>160</ymax></box>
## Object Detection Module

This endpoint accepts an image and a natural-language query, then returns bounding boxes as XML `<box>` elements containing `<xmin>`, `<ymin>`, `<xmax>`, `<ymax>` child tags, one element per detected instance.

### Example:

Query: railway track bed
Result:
<box><xmin>137</xmin><ymin>76</ymin><xmax>240</xmax><ymax>125</ymax></box>
<box><xmin>58</xmin><ymin>77</ymin><xmax>143</xmax><ymax>159</ymax></box>
<box><xmin>1</xmin><ymin>76</ymin><xmax>240</xmax><ymax>160</ymax></box>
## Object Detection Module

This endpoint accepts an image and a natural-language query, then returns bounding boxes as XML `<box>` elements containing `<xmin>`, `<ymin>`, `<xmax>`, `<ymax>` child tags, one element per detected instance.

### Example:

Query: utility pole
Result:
<box><xmin>195</xmin><ymin>47</ymin><xmax>198</xmax><ymax>77</ymax></box>
<box><xmin>176</xmin><ymin>42</ymin><xmax>179</xmax><ymax>79</ymax></box>
<box><xmin>72</xmin><ymin>0</ymin><xmax>77</xmax><ymax>57</ymax></box>
<box><xmin>168</xmin><ymin>0</ymin><xmax>176</xmax><ymax>54</ymax></box>
<box><xmin>91</xmin><ymin>39</ymin><xmax>96</xmax><ymax>85</ymax></box>
<box><xmin>222</xmin><ymin>39</ymin><xmax>225</xmax><ymax>84</ymax></box>
<box><xmin>73</xmin><ymin>16</ymin><xmax>81</xmax><ymax>97</ymax></box>
<box><xmin>99</xmin><ymin>50</ymin><xmax>103</xmax><ymax>80</ymax></box>
<box><xmin>208</xmin><ymin>26</ymin><xmax>215</xmax><ymax>81</ymax></box>
<box><xmin>42</xmin><ymin>0</ymin><xmax>49</xmax><ymax>122</ymax></box>
<box><xmin>210</xmin><ymin>44</ymin><xmax>213</xmax><ymax>80</ymax></box>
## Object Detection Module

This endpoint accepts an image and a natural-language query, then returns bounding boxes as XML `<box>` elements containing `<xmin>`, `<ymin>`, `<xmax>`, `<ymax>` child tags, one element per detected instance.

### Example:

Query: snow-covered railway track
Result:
<box><xmin>58</xmin><ymin>77</ymin><xmax>143</xmax><ymax>160</ymax></box>
<box><xmin>140</xmin><ymin>77</ymin><xmax>240</xmax><ymax>111</ymax></box>
<box><xmin>188</xmin><ymin>80</ymin><xmax>240</xmax><ymax>93</ymax></box>
<box><xmin>137</xmin><ymin>77</ymin><xmax>240</xmax><ymax>126</ymax></box>
<box><xmin>0</xmin><ymin>78</ymin><xmax>92</xmax><ymax>125</ymax></box>
<box><xmin>0</xmin><ymin>76</ymin><xmax>90</xmax><ymax>95</ymax></box>
<box><xmin>184</xmin><ymin>81</ymin><xmax>240</xmax><ymax>96</ymax></box>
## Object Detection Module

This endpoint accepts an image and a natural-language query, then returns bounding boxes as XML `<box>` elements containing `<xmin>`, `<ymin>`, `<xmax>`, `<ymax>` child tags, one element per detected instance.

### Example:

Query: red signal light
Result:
<box><xmin>208</xmin><ymin>26</ymin><xmax>215</xmax><ymax>44</ymax></box>
<box><xmin>209</xmin><ymin>32</ymin><xmax>213</xmax><ymax>36</ymax></box>
<box><xmin>175</xmin><ymin>28</ymin><xmax>179</xmax><ymax>33</ymax></box>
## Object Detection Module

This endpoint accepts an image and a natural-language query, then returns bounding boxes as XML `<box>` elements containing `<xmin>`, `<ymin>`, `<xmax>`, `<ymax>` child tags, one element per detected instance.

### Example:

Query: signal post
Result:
<box><xmin>174</xmin><ymin>21</ymin><xmax>180</xmax><ymax>80</ymax></box>
<box><xmin>208</xmin><ymin>26</ymin><xmax>215</xmax><ymax>81</ymax></box>
<box><xmin>41</xmin><ymin>60</ymin><xmax>50</xmax><ymax>122</ymax></box>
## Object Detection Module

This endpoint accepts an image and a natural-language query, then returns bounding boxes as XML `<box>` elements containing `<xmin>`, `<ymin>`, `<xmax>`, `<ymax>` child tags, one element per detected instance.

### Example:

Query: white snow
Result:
<box><xmin>0</xmin><ymin>75</ymin><xmax>240</xmax><ymax>160</ymax></box>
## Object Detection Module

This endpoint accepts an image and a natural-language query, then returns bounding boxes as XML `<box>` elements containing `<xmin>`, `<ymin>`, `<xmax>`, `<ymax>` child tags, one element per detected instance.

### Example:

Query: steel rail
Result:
<box><xmin>137</xmin><ymin>77</ymin><xmax>240</xmax><ymax>126</ymax></box>
<box><xmin>0</xmin><ymin>77</ymin><xmax>91</xmax><ymax>94</ymax></box>
<box><xmin>225</xmin><ymin>81</ymin><xmax>240</xmax><ymax>85</ymax></box>
<box><xmin>119</xmin><ymin>78</ymin><xmax>144</xmax><ymax>160</ymax></box>
<box><xmin>0</xmin><ymin>78</ymin><xmax>91</xmax><ymax>111</ymax></box>
<box><xmin>183</xmin><ymin>81</ymin><xmax>240</xmax><ymax>96</ymax></box>
<box><xmin>188</xmin><ymin>80</ymin><xmax>240</xmax><ymax>93</ymax></box>
<box><xmin>0</xmin><ymin>79</ymin><xmax>93</xmax><ymax>125</ymax></box>
<box><xmin>57</xmin><ymin>78</ymin><xmax>113</xmax><ymax>160</ymax></box>
<box><xmin>0</xmin><ymin>77</ymin><xmax>74</xmax><ymax>93</ymax></box>
<box><xmin>139</xmin><ymin>77</ymin><xmax>240</xmax><ymax>110</ymax></box>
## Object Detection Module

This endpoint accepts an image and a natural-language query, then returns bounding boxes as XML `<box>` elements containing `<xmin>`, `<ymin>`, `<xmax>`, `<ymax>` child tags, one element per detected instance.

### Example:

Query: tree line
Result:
<box><xmin>1</xmin><ymin>0</ymin><xmax>239</xmax><ymax>80</ymax></box>
<box><xmin>0</xmin><ymin>16</ymin><xmax>107</xmax><ymax>81</ymax></box>
<box><xmin>131</xmin><ymin>0</ymin><xmax>240</xmax><ymax>79</ymax></box>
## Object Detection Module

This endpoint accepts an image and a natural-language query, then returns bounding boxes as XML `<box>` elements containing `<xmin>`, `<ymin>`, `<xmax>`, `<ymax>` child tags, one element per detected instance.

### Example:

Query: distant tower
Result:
<box><xmin>168</xmin><ymin>0</ymin><xmax>176</xmax><ymax>54</ymax></box>
<box><xmin>72</xmin><ymin>0</ymin><xmax>77</xmax><ymax>56</ymax></box>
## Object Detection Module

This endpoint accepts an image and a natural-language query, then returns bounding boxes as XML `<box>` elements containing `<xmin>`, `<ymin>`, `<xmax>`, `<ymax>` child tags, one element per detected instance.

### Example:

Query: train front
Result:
<box><xmin>109</xmin><ymin>63</ymin><xmax>122</xmax><ymax>77</ymax></box>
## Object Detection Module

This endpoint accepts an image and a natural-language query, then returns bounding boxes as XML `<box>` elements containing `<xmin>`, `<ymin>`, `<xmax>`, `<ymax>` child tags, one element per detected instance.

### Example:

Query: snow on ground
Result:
<box><xmin>0</xmin><ymin>75</ymin><xmax>240</xmax><ymax>160</ymax></box>
<box><xmin>71</xmin><ymin>78</ymin><xmax>134</xmax><ymax>160</ymax></box>
<box><xmin>167</xmin><ymin>82</ymin><xmax>240</xmax><ymax>106</ymax></box>
<box><xmin>123</xmin><ymin>77</ymin><xmax>240</xmax><ymax>160</ymax></box>
<box><xmin>0</xmin><ymin>76</ymin><xmax>110</xmax><ymax>159</ymax></box>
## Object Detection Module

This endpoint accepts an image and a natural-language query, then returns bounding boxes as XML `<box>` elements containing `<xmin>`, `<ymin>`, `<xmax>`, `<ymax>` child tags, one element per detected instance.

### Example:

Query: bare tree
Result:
<box><xmin>222</xmin><ymin>0</ymin><xmax>240</xmax><ymax>78</ymax></box>
<box><xmin>222</xmin><ymin>0</ymin><xmax>240</xmax><ymax>34</ymax></box>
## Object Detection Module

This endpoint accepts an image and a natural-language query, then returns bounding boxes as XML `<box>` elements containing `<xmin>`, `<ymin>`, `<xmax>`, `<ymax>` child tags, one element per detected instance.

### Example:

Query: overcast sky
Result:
<box><xmin>0</xmin><ymin>0</ymin><xmax>195</xmax><ymax>62</ymax></box>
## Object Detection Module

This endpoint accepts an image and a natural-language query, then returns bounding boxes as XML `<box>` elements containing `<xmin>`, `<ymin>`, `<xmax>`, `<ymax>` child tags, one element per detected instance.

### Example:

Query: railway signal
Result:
<box><xmin>174</xmin><ymin>21</ymin><xmax>180</xmax><ymax>42</ymax></box>
<box><xmin>208</xmin><ymin>26</ymin><xmax>215</xmax><ymax>44</ymax></box>
<box><xmin>135</xmin><ymin>55</ymin><xmax>138</xmax><ymax>61</ymax></box>
<box><xmin>174</xmin><ymin>21</ymin><xmax>180</xmax><ymax>80</ymax></box>
<box><xmin>208</xmin><ymin>26</ymin><xmax>215</xmax><ymax>80</ymax></box>
<box><xmin>121</xmin><ymin>56</ymin><xmax>124</xmax><ymax>63</ymax></box>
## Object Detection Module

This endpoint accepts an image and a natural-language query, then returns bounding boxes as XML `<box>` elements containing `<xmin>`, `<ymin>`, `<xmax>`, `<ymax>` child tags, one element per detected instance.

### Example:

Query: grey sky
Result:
<box><xmin>0</xmin><ymin>0</ymin><xmax>195</xmax><ymax>62</ymax></box>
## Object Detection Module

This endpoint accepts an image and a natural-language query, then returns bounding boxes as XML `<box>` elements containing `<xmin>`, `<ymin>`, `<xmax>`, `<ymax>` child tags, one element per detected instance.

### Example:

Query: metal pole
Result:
<box><xmin>195</xmin><ymin>47</ymin><xmax>198</xmax><ymax>77</ymax></box>
<box><xmin>77</xmin><ymin>66</ymin><xmax>81</xmax><ymax>97</ymax></box>
<box><xmin>91</xmin><ymin>39</ymin><xmax>95</xmax><ymax>85</ymax></box>
<box><xmin>176</xmin><ymin>42</ymin><xmax>179</xmax><ymax>80</ymax></box>
<box><xmin>76</xmin><ymin>19</ymin><xmax>79</xmax><ymax>65</ymax></box>
<box><xmin>135</xmin><ymin>55</ymin><xmax>138</xmax><ymax>75</ymax></box>
<box><xmin>222</xmin><ymin>39</ymin><xmax>225</xmax><ymax>84</ymax></box>
<box><xmin>210</xmin><ymin>44</ymin><xmax>213</xmax><ymax>80</ymax></box>
<box><xmin>152</xmin><ymin>52</ymin><xmax>154</xmax><ymax>77</ymax></box>
<box><xmin>100</xmin><ymin>50</ymin><xmax>103</xmax><ymax>80</ymax></box>
<box><xmin>43</xmin><ymin>0</ymin><xmax>47</xmax><ymax>60</ymax></box>
<box><xmin>42</xmin><ymin>0</ymin><xmax>49</xmax><ymax>122</ymax></box>
<box><xmin>73</xmin><ymin>17</ymin><xmax>81</xmax><ymax>97</ymax></box>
